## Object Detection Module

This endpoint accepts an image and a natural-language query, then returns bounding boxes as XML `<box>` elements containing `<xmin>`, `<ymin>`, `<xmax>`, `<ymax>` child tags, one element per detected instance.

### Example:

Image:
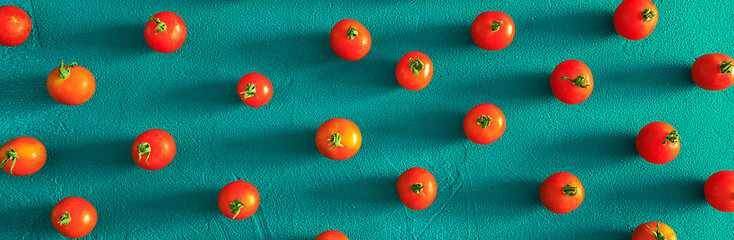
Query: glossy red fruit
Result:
<box><xmin>704</xmin><ymin>171</ymin><xmax>734</xmax><ymax>212</ymax></box>
<box><xmin>550</xmin><ymin>59</ymin><xmax>594</xmax><ymax>104</ymax></box>
<box><xmin>614</xmin><ymin>0</ymin><xmax>658</xmax><ymax>40</ymax></box>
<box><xmin>218</xmin><ymin>181</ymin><xmax>260</xmax><ymax>220</ymax></box>
<box><xmin>0</xmin><ymin>6</ymin><xmax>32</xmax><ymax>46</ymax></box>
<box><xmin>144</xmin><ymin>11</ymin><xmax>187</xmax><ymax>53</ymax></box>
<box><xmin>396</xmin><ymin>51</ymin><xmax>433</xmax><ymax>91</ymax></box>
<box><xmin>691</xmin><ymin>53</ymin><xmax>734</xmax><ymax>91</ymax></box>
<box><xmin>51</xmin><ymin>197</ymin><xmax>98</xmax><ymax>239</ymax></box>
<box><xmin>463</xmin><ymin>103</ymin><xmax>506</xmax><ymax>145</ymax></box>
<box><xmin>636</xmin><ymin>122</ymin><xmax>680</xmax><ymax>164</ymax></box>
<box><xmin>315</xmin><ymin>118</ymin><xmax>362</xmax><ymax>160</ymax></box>
<box><xmin>315</xmin><ymin>230</ymin><xmax>349</xmax><ymax>240</ymax></box>
<box><xmin>397</xmin><ymin>167</ymin><xmax>437</xmax><ymax>210</ymax></box>
<box><xmin>1</xmin><ymin>136</ymin><xmax>46</xmax><ymax>176</ymax></box>
<box><xmin>631</xmin><ymin>222</ymin><xmax>677</xmax><ymax>240</ymax></box>
<box><xmin>329</xmin><ymin>19</ymin><xmax>371</xmax><ymax>61</ymax></box>
<box><xmin>539</xmin><ymin>172</ymin><xmax>584</xmax><ymax>214</ymax></box>
<box><xmin>237</xmin><ymin>73</ymin><xmax>273</xmax><ymax>107</ymax></box>
<box><xmin>471</xmin><ymin>11</ymin><xmax>515</xmax><ymax>50</ymax></box>
<box><xmin>131</xmin><ymin>129</ymin><xmax>176</xmax><ymax>170</ymax></box>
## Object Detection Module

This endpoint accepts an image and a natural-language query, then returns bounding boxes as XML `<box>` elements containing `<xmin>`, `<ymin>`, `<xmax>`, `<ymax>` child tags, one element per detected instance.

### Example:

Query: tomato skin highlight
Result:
<box><xmin>144</xmin><ymin>11</ymin><xmax>187</xmax><ymax>53</ymax></box>
<box><xmin>315</xmin><ymin>118</ymin><xmax>362</xmax><ymax>160</ymax></box>
<box><xmin>691</xmin><ymin>53</ymin><xmax>734</xmax><ymax>91</ymax></box>
<box><xmin>395</xmin><ymin>52</ymin><xmax>433</xmax><ymax>91</ymax></box>
<box><xmin>631</xmin><ymin>222</ymin><xmax>677</xmax><ymax>240</ymax></box>
<box><xmin>0</xmin><ymin>6</ymin><xmax>31</xmax><ymax>47</ymax></box>
<box><xmin>463</xmin><ymin>103</ymin><xmax>506</xmax><ymax>145</ymax></box>
<box><xmin>1</xmin><ymin>136</ymin><xmax>46</xmax><ymax>176</ymax></box>
<box><xmin>614</xmin><ymin>0</ymin><xmax>658</xmax><ymax>40</ymax></box>
<box><xmin>329</xmin><ymin>19</ymin><xmax>371</xmax><ymax>61</ymax></box>
<box><xmin>315</xmin><ymin>230</ymin><xmax>349</xmax><ymax>240</ymax></box>
<box><xmin>237</xmin><ymin>73</ymin><xmax>273</xmax><ymax>107</ymax></box>
<box><xmin>539</xmin><ymin>172</ymin><xmax>584</xmax><ymax>214</ymax></box>
<box><xmin>635</xmin><ymin>122</ymin><xmax>680</xmax><ymax>164</ymax></box>
<box><xmin>471</xmin><ymin>11</ymin><xmax>515</xmax><ymax>50</ymax></box>
<box><xmin>550</xmin><ymin>59</ymin><xmax>594</xmax><ymax>105</ymax></box>
<box><xmin>705</xmin><ymin>171</ymin><xmax>734</xmax><ymax>212</ymax></box>
<box><xmin>218</xmin><ymin>181</ymin><xmax>260</xmax><ymax>220</ymax></box>
<box><xmin>51</xmin><ymin>197</ymin><xmax>97</xmax><ymax>239</ymax></box>
<box><xmin>397</xmin><ymin>167</ymin><xmax>437</xmax><ymax>210</ymax></box>
<box><xmin>131</xmin><ymin>129</ymin><xmax>176</xmax><ymax>170</ymax></box>
<box><xmin>46</xmin><ymin>62</ymin><xmax>96</xmax><ymax>105</ymax></box>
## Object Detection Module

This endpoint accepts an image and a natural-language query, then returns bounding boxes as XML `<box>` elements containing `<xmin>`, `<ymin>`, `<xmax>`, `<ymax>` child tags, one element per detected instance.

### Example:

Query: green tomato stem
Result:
<box><xmin>346</xmin><ymin>26</ymin><xmax>358</xmax><ymax>40</ymax></box>
<box><xmin>411</xmin><ymin>183</ymin><xmax>424</xmax><ymax>194</ymax></box>
<box><xmin>137</xmin><ymin>142</ymin><xmax>151</xmax><ymax>165</ymax></box>
<box><xmin>720</xmin><ymin>61</ymin><xmax>733</xmax><ymax>74</ymax></box>
<box><xmin>150</xmin><ymin>15</ymin><xmax>167</xmax><ymax>34</ymax></box>
<box><xmin>490</xmin><ymin>20</ymin><xmax>504</xmax><ymax>32</ymax></box>
<box><xmin>562</xmin><ymin>185</ymin><xmax>578</xmax><ymax>196</ymax></box>
<box><xmin>58</xmin><ymin>60</ymin><xmax>77</xmax><ymax>80</ymax></box>
<box><xmin>662</xmin><ymin>130</ymin><xmax>680</xmax><ymax>145</ymax></box>
<box><xmin>641</xmin><ymin>8</ymin><xmax>656</xmax><ymax>23</ymax></box>
<box><xmin>408</xmin><ymin>58</ymin><xmax>424</xmax><ymax>75</ymax></box>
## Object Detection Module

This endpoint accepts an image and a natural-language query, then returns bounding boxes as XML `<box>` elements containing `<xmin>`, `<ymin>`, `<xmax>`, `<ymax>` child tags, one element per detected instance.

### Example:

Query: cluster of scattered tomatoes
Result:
<box><xmin>2</xmin><ymin>0</ymin><xmax>734</xmax><ymax>239</ymax></box>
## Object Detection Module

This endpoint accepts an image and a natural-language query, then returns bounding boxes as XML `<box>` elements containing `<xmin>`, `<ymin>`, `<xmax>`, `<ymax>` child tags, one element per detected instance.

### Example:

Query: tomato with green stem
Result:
<box><xmin>691</xmin><ymin>53</ymin><xmax>734</xmax><ymax>91</ymax></box>
<box><xmin>315</xmin><ymin>230</ymin><xmax>349</xmax><ymax>240</ymax></box>
<box><xmin>636</xmin><ymin>122</ymin><xmax>680</xmax><ymax>164</ymax></box>
<box><xmin>218</xmin><ymin>181</ymin><xmax>260</xmax><ymax>220</ymax></box>
<box><xmin>329</xmin><ymin>19</ymin><xmax>371</xmax><ymax>61</ymax></box>
<box><xmin>396</xmin><ymin>52</ymin><xmax>433</xmax><ymax>91</ymax></box>
<box><xmin>1</xmin><ymin>137</ymin><xmax>46</xmax><ymax>176</ymax></box>
<box><xmin>51</xmin><ymin>197</ymin><xmax>97</xmax><ymax>239</ymax></box>
<box><xmin>237</xmin><ymin>73</ymin><xmax>273</xmax><ymax>107</ymax></box>
<box><xmin>397</xmin><ymin>167</ymin><xmax>437</xmax><ymax>210</ymax></box>
<box><xmin>144</xmin><ymin>11</ymin><xmax>187</xmax><ymax>53</ymax></box>
<box><xmin>471</xmin><ymin>11</ymin><xmax>515</xmax><ymax>50</ymax></box>
<box><xmin>131</xmin><ymin>129</ymin><xmax>176</xmax><ymax>170</ymax></box>
<box><xmin>539</xmin><ymin>172</ymin><xmax>584</xmax><ymax>214</ymax></box>
<box><xmin>47</xmin><ymin>60</ymin><xmax>96</xmax><ymax>105</ymax></box>
<box><xmin>0</xmin><ymin>6</ymin><xmax>32</xmax><ymax>47</ymax></box>
<box><xmin>463</xmin><ymin>103</ymin><xmax>506</xmax><ymax>145</ymax></box>
<box><xmin>631</xmin><ymin>222</ymin><xmax>677</xmax><ymax>240</ymax></box>
<box><xmin>315</xmin><ymin>118</ymin><xmax>362</xmax><ymax>160</ymax></box>
<box><xmin>551</xmin><ymin>59</ymin><xmax>594</xmax><ymax>104</ymax></box>
<box><xmin>614</xmin><ymin>0</ymin><xmax>658</xmax><ymax>40</ymax></box>
<box><xmin>704</xmin><ymin>170</ymin><xmax>734</xmax><ymax>212</ymax></box>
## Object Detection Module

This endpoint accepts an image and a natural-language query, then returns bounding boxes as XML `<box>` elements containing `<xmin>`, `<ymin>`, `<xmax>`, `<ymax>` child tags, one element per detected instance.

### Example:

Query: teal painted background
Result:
<box><xmin>1</xmin><ymin>0</ymin><xmax>733</xmax><ymax>239</ymax></box>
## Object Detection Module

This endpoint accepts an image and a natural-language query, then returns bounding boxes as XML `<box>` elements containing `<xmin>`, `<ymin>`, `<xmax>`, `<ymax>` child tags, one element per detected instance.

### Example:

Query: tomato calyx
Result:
<box><xmin>136</xmin><ymin>142</ymin><xmax>151</xmax><ymax>165</ymax></box>
<box><xmin>719</xmin><ymin>61</ymin><xmax>733</xmax><ymax>74</ymax></box>
<box><xmin>328</xmin><ymin>133</ymin><xmax>345</xmax><ymax>150</ymax></box>
<box><xmin>646</xmin><ymin>223</ymin><xmax>667</xmax><ymax>240</ymax></box>
<box><xmin>562</xmin><ymin>184</ymin><xmax>578</xmax><ymax>196</ymax></box>
<box><xmin>346</xmin><ymin>26</ymin><xmax>358</xmax><ymax>40</ymax></box>
<box><xmin>58</xmin><ymin>211</ymin><xmax>71</xmax><ymax>229</ymax></box>
<box><xmin>58</xmin><ymin>60</ymin><xmax>78</xmax><ymax>79</ymax></box>
<box><xmin>662</xmin><ymin>130</ymin><xmax>680</xmax><ymax>145</ymax></box>
<box><xmin>411</xmin><ymin>183</ymin><xmax>424</xmax><ymax>194</ymax></box>
<box><xmin>559</xmin><ymin>75</ymin><xmax>590</xmax><ymax>88</ymax></box>
<box><xmin>229</xmin><ymin>199</ymin><xmax>246</xmax><ymax>219</ymax></box>
<box><xmin>490</xmin><ymin>20</ymin><xmax>504</xmax><ymax>32</ymax></box>
<box><xmin>149</xmin><ymin>15</ymin><xmax>167</xmax><ymax>34</ymax></box>
<box><xmin>1</xmin><ymin>147</ymin><xmax>18</xmax><ymax>175</ymax></box>
<box><xmin>476</xmin><ymin>115</ymin><xmax>492</xmax><ymax>129</ymax></box>
<box><xmin>239</xmin><ymin>83</ymin><xmax>258</xmax><ymax>100</ymax></box>
<box><xmin>641</xmin><ymin>8</ymin><xmax>656</xmax><ymax>23</ymax></box>
<box><xmin>408</xmin><ymin>58</ymin><xmax>424</xmax><ymax>75</ymax></box>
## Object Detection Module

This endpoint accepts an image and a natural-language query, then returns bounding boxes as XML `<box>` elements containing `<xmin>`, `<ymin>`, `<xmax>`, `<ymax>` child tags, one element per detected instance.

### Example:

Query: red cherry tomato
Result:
<box><xmin>131</xmin><ymin>129</ymin><xmax>176</xmax><ymax>170</ymax></box>
<box><xmin>691</xmin><ymin>53</ymin><xmax>734</xmax><ymax>91</ymax></box>
<box><xmin>636</xmin><ymin>122</ymin><xmax>680</xmax><ymax>164</ymax></box>
<box><xmin>614</xmin><ymin>0</ymin><xmax>658</xmax><ymax>40</ymax></box>
<box><xmin>1</xmin><ymin>136</ymin><xmax>46</xmax><ymax>176</ymax></box>
<box><xmin>397</xmin><ymin>167</ymin><xmax>437</xmax><ymax>210</ymax></box>
<box><xmin>0</xmin><ymin>6</ymin><xmax>31</xmax><ymax>47</ymax></box>
<box><xmin>51</xmin><ymin>197</ymin><xmax>97</xmax><ymax>239</ymax></box>
<box><xmin>463</xmin><ymin>103</ymin><xmax>506</xmax><ymax>145</ymax></box>
<box><xmin>315</xmin><ymin>230</ymin><xmax>349</xmax><ymax>240</ymax></box>
<box><xmin>471</xmin><ymin>11</ymin><xmax>515</xmax><ymax>50</ymax></box>
<box><xmin>631</xmin><ymin>222</ymin><xmax>677</xmax><ymax>240</ymax></box>
<box><xmin>315</xmin><ymin>118</ymin><xmax>362</xmax><ymax>160</ymax></box>
<box><xmin>550</xmin><ymin>59</ymin><xmax>594</xmax><ymax>105</ymax></box>
<box><xmin>704</xmin><ymin>171</ymin><xmax>734</xmax><ymax>212</ymax></box>
<box><xmin>144</xmin><ymin>12</ymin><xmax>187</xmax><ymax>53</ymax></box>
<box><xmin>395</xmin><ymin>52</ymin><xmax>433</xmax><ymax>91</ymax></box>
<box><xmin>47</xmin><ymin>60</ymin><xmax>96</xmax><ymax>105</ymax></box>
<box><xmin>237</xmin><ymin>73</ymin><xmax>273</xmax><ymax>107</ymax></box>
<box><xmin>329</xmin><ymin>19</ymin><xmax>371</xmax><ymax>61</ymax></box>
<box><xmin>539</xmin><ymin>172</ymin><xmax>584</xmax><ymax>214</ymax></box>
<box><xmin>218</xmin><ymin>181</ymin><xmax>260</xmax><ymax>220</ymax></box>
